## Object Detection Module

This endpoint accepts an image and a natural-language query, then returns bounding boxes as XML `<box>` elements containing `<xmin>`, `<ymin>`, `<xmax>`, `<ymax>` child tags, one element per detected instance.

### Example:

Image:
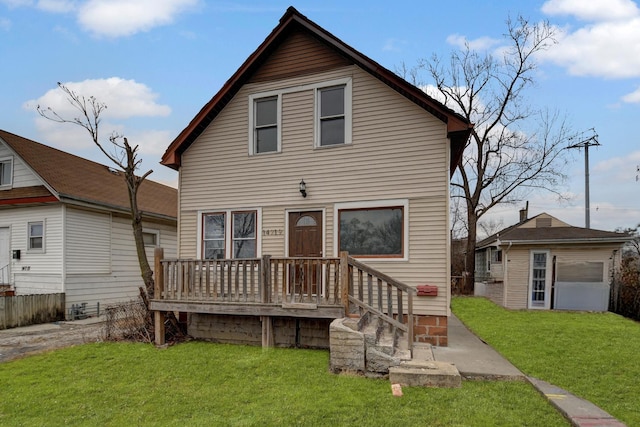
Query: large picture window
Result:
<box><xmin>339</xmin><ymin>206</ymin><xmax>403</xmax><ymax>257</ymax></box>
<box><xmin>202</xmin><ymin>210</ymin><xmax>258</xmax><ymax>259</ymax></box>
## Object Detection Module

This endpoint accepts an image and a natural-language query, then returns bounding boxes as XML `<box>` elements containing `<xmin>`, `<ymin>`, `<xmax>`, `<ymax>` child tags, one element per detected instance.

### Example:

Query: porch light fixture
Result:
<box><xmin>299</xmin><ymin>179</ymin><xmax>307</xmax><ymax>198</ymax></box>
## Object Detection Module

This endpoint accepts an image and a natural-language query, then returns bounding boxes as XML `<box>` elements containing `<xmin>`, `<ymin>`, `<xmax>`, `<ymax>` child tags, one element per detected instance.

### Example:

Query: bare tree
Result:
<box><xmin>37</xmin><ymin>83</ymin><xmax>155</xmax><ymax>300</ymax></box>
<box><xmin>419</xmin><ymin>16</ymin><xmax>572</xmax><ymax>293</ymax></box>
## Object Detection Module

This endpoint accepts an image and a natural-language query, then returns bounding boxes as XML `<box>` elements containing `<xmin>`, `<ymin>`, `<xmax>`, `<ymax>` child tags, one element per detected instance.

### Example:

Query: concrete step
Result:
<box><xmin>389</xmin><ymin>360</ymin><xmax>461</xmax><ymax>388</ymax></box>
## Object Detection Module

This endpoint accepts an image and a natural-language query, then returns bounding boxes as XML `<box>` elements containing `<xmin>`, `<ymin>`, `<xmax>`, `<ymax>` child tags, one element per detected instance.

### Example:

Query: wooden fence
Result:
<box><xmin>0</xmin><ymin>293</ymin><xmax>65</xmax><ymax>330</ymax></box>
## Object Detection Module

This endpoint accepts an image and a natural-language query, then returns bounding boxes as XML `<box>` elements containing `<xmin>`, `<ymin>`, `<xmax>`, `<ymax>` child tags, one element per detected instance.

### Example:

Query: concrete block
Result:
<box><xmin>389</xmin><ymin>360</ymin><xmax>461</xmax><ymax>388</ymax></box>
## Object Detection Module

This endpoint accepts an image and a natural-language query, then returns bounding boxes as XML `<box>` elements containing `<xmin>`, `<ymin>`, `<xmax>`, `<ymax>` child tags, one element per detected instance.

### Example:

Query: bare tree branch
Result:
<box><xmin>37</xmin><ymin>82</ymin><xmax>156</xmax><ymax>300</ymax></box>
<box><xmin>418</xmin><ymin>15</ymin><xmax>572</xmax><ymax>293</ymax></box>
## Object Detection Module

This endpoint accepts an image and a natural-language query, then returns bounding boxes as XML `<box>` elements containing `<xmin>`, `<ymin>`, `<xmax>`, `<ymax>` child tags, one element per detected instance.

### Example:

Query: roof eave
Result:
<box><xmin>160</xmin><ymin>7</ymin><xmax>473</xmax><ymax>171</ymax></box>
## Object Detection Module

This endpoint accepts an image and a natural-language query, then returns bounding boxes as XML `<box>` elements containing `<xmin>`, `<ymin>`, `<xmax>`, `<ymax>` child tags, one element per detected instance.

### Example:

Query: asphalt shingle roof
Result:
<box><xmin>0</xmin><ymin>129</ymin><xmax>176</xmax><ymax>219</ymax></box>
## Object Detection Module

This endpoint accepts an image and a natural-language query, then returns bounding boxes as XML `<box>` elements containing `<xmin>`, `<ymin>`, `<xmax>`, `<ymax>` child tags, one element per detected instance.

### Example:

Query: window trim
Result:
<box><xmin>314</xmin><ymin>78</ymin><xmax>352</xmax><ymax>148</ymax></box>
<box><xmin>27</xmin><ymin>220</ymin><xmax>45</xmax><ymax>252</ymax></box>
<box><xmin>142</xmin><ymin>229</ymin><xmax>160</xmax><ymax>247</ymax></box>
<box><xmin>333</xmin><ymin>199</ymin><xmax>409</xmax><ymax>261</ymax></box>
<box><xmin>198</xmin><ymin>208</ymin><xmax>261</xmax><ymax>259</ymax></box>
<box><xmin>248</xmin><ymin>93</ymin><xmax>282</xmax><ymax>155</ymax></box>
<box><xmin>0</xmin><ymin>156</ymin><xmax>13</xmax><ymax>188</ymax></box>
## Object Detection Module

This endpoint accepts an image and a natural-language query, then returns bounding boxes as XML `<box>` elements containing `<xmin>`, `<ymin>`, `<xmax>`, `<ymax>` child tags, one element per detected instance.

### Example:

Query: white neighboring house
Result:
<box><xmin>0</xmin><ymin>129</ymin><xmax>177</xmax><ymax>318</ymax></box>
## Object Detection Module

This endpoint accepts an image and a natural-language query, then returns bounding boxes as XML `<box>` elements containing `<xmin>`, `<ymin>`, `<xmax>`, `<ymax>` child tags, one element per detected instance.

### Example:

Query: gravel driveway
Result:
<box><xmin>0</xmin><ymin>318</ymin><xmax>104</xmax><ymax>363</ymax></box>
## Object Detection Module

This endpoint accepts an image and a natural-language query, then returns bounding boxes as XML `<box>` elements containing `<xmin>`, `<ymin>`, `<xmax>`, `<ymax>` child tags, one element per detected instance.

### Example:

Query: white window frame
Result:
<box><xmin>314</xmin><ymin>78</ymin><xmax>352</xmax><ymax>148</ymax></box>
<box><xmin>333</xmin><ymin>199</ymin><xmax>409</xmax><ymax>261</ymax></box>
<box><xmin>248</xmin><ymin>93</ymin><xmax>282</xmax><ymax>155</ymax></box>
<box><xmin>197</xmin><ymin>208</ymin><xmax>262</xmax><ymax>259</ymax></box>
<box><xmin>0</xmin><ymin>157</ymin><xmax>13</xmax><ymax>188</ymax></box>
<box><xmin>528</xmin><ymin>249</ymin><xmax>552</xmax><ymax>309</ymax></box>
<box><xmin>27</xmin><ymin>220</ymin><xmax>45</xmax><ymax>252</ymax></box>
<box><xmin>142</xmin><ymin>229</ymin><xmax>160</xmax><ymax>247</ymax></box>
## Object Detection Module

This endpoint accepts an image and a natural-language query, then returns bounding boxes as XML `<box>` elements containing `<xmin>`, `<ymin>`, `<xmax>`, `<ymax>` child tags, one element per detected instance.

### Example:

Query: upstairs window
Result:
<box><xmin>315</xmin><ymin>79</ymin><xmax>351</xmax><ymax>148</ymax></box>
<box><xmin>249</xmin><ymin>94</ymin><xmax>281</xmax><ymax>155</ymax></box>
<box><xmin>0</xmin><ymin>158</ymin><xmax>12</xmax><ymax>187</ymax></box>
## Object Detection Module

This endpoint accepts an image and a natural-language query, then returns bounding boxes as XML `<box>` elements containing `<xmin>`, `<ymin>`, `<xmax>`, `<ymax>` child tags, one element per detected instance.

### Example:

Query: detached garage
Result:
<box><xmin>474</xmin><ymin>210</ymin><xmax>631</xmax><ymax>311</ymax></box>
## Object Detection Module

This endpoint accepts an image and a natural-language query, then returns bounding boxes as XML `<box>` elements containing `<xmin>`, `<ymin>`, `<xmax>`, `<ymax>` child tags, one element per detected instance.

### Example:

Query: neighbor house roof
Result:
<box><xmin>0</xmin><ymin>129</ymin><xmax>177</xmax><ymax>220</ymax></box>
<box><xmin>477</xmin><ymin>213</ymin><xmax>631</xmax><ymax>249</ymax></box>
<box><xmin>161</xmin><ymin>6</ymin><xmax>473</xmax><ymax>174</ymax></box>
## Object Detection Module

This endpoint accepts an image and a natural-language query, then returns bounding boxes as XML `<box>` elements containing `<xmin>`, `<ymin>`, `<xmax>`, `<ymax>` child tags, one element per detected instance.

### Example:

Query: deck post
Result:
<box><xmin>261</xmin><ymin>255</ymin><xmax>271</xmax><ymax>303</ymax></box>
<box><xmin>261</xmin><ymin>316</ymin><xmax>274</xmax><ymax>348</ymax></box>
<box><xmin>340</xmin><ymin>251</ymin><xmax>349</xmax><ymax>315</ymax></box>
<box><xmin>154</xmin><ymin>248</ymin><xmax>165</xmax><ymax>346</ymax></box>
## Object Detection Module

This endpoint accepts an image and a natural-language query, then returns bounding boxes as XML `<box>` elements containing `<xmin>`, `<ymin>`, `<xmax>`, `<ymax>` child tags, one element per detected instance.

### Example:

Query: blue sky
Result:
<box><xmin>1</xmin><ymin>0</ymin><xmax>639</xmax><ymax>233</ymax></box>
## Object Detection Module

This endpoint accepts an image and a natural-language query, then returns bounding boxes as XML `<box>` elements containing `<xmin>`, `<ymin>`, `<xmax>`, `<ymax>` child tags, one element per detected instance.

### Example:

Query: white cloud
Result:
<box><xmin>127</xmin><ymin>129</ymin><xmax>173</xmax><ymax>156</ymax></box>
<box><xmin>622</xmin><ymin>86</ymin><xmax>640</xmax><ymax>103</ymax></box>
<box><xmin>382</xmin><ymin>38</ymin><xmax>406</xmax><ymax>52</ymax></box>
<box><xmin>0</xmin><ymin>17</ymin><xmax>10</xmax><ymax>30</ymax></box>
<box><xmin>0</xmin><ymin>0</ymin><xmax>34</xmax><ymax>8</ymax></box>
<box><xmin>25</xmin><ymin>77</ymin><xmax>171</xmax><ymax>119</ymax></box>
<box><xmin>37</xmin><ymin>0</ymin><xmax>76</xmax><ymax>13</ymax></box>
<box><xmin>541</xmin><ymin>0</ymin><xmax>639</xmax><ymax>22</ymax></box>
<box><xmin>446</xmin><ymin>34</ymin><xmax>500</xmax><ymax>51</ymax></box>
<box><xmin>77</xmin><ymin>0</ymin><xmax>199</xmax><ymax>38</ymax></box>
<box><xmin>540</xmin><ymin>0</ymin><xmax>640</xmax><ymax>79</ymax></box>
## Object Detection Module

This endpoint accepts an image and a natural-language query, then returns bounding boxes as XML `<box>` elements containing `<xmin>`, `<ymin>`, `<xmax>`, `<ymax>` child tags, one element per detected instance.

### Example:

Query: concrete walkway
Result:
<box><xmin>433</xmin><ymin>314</ymin><xmax>626</xmax><ymax>427</ymax></box>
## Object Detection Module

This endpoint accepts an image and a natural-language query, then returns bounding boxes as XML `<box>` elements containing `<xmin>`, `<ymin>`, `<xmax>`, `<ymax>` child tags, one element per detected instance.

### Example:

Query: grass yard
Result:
<box><xmin>452</xmin><ymin>297</ymin><xmax>640</xmax><ymax>426</ymax></box>
<box><xmin>0</xmin><ymin>341</ymin><xmax>566</xmax><ymax>426</ymax></box>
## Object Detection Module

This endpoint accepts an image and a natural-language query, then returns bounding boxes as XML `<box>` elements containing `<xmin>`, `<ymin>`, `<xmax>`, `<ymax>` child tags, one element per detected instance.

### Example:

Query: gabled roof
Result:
<box><xmin>161</xmin><ymin>6</ymin><xmax>473</xmax><ymax>174</ymax></box>
<box><xmin>0</xmin><ymin>129</ymin><xmax>177</xmax><ymax>220</ymax></box>
<box><xmin>477</xmin><ymin>213</ymin><xmax>631</xmax><ymax>249</ymax></box>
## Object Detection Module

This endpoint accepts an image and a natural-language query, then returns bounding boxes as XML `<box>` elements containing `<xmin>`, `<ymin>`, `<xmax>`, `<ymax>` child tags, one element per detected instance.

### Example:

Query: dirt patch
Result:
<box><xmin>0</xmin><ymin>321</ymin><xmax>104</xmax><ymax>363</ymax></box>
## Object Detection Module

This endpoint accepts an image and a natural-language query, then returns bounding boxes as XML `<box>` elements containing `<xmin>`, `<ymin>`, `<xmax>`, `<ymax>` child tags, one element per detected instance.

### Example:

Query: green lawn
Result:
<box><xmin>0</xmin><ymin>341</ymin><xmax>565</xmax><ymax>426</ymax></box>
<box><xmin>452</xmin><ymin>297</ymin><xmax>640</xmax><ymax>426</ymax></box>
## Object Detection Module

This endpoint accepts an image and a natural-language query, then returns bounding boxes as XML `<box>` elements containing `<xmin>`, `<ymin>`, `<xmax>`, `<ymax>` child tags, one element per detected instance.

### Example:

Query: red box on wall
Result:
<box><xmin>417</xmin><ymin>285</ymin><xmax>438</xmax><ymax>297</ymax></box>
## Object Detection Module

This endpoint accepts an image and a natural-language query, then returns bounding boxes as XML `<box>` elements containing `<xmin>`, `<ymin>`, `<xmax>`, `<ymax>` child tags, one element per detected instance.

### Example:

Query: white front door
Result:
<box><xmin>529</xmin><ymin>250</ymin><xmax>551</xmax><ymax>309</ymax></box>
<box><xmin>0</xmin><ymin>227</ymin><xmax>10</xmax><ymax>284</ymax></box>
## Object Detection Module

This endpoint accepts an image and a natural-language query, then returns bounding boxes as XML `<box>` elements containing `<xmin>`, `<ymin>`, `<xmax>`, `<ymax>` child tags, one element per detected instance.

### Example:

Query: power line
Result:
<box><xmin>566</xmin><ymin>128</ymin><xmax>600</xmax><ymax>229</ymax></box>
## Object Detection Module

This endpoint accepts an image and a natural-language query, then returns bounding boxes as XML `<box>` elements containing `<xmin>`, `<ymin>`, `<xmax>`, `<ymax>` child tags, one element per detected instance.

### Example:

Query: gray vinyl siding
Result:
<box><xmin>64</xmin><ymin>215</ymin><xmax>177</xmax><ymax>311</ymax></box>
<box><xmin>65</xmin><ymin>207</ymin><xmax>111</xmax><ymax>274</ymax></box>
<box><xmin>5</xmin><ymin>204</ymin><xmax>64</xmax><ymax>294</ymax></box>
<box><xmin>179</xmin><ymin>66</ymin><xmax>451</xmax><ymax>316</ymax></box>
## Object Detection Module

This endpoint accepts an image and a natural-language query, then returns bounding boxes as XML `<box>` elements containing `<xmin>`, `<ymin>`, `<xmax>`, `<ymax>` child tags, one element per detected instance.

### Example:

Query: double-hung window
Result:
<box><xmin>28</xmin><ymin>221</ymin><xmax>44</xmax><ymax>251</ymax></box>
<box><xmin>202</xmin><ymin>210</ymin><xmax>258</xmax><ymax>259</ymax></box>
<box><xmin>0</xmin><ymin>157</ymin><xmax>13</xmax><ymax>187</ymax></box>
<box><xmin>315</xmin><ymin>79</ymin><xmax>351</xmax><ymax>147</ymax></box>
<box><xmin>249</xmin><ymin>94</ymin><xmax>281</xmax><ymax>155</ymax></box>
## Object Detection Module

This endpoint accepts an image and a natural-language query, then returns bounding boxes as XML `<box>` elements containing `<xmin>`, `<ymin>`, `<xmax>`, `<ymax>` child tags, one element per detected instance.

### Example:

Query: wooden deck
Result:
<box><xmin>151</xmin><ymin>250</ymin><xmax>415</xmax><ymax>349</ymax></box>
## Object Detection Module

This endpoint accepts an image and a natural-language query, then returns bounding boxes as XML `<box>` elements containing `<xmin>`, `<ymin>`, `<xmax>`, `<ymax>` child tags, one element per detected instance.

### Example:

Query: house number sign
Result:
<box><xmin>262</xmin><ymin>229</ymin><xmax>284</xmax><ymax>236</ymax></box>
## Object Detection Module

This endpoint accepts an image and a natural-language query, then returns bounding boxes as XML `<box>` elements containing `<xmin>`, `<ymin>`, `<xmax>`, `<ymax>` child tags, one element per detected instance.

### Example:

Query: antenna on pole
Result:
<box><xmin>567</xmin><ymin>128</ymin><xmax>600</xmax><ymax>229</ymax></box>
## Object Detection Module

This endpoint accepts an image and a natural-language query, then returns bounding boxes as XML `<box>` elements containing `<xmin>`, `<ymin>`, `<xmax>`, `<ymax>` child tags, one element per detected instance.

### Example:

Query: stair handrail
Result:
<box><xmin>0</xmin><ymin>263</ymin><xmax>10</xmax><ymax>286</ymax></box>
<box><xmin>341</xmin><ymin>252</ymin><xmax>415</xmax><ymax>353</ymax></box>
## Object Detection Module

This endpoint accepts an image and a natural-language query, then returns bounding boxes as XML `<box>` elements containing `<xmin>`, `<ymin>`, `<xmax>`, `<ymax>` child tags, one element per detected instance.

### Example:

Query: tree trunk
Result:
<box><xmin>463</xmin><ymin>210</ymin><xmax>478</xmax><ymax>295</ymax></box>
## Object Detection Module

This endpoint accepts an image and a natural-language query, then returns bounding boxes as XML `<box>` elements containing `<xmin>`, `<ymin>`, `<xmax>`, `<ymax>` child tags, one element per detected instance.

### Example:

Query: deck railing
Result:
<box><xmin>346</xmin><ymin>256</ymin><xmax>414</xmax><ymax>351</ymax></box>
<box><xmin>155</xmin><ymin>251</ymin><xmax>415</xmax><ymax>349</ymax></box>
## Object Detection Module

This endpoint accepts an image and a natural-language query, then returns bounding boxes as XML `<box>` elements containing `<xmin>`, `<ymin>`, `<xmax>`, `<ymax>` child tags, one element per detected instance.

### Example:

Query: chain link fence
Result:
<box><xmin>103</xmin><ymin>298</ymin><xmax>153</xmax><ymax>342</ymax></box>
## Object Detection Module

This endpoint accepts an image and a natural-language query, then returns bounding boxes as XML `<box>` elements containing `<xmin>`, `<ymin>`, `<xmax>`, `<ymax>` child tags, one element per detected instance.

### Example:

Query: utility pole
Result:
<box><xmin>567</xmin><ymin>128</ymin><xmax>600</xmax><ymax>229</ymax></box>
